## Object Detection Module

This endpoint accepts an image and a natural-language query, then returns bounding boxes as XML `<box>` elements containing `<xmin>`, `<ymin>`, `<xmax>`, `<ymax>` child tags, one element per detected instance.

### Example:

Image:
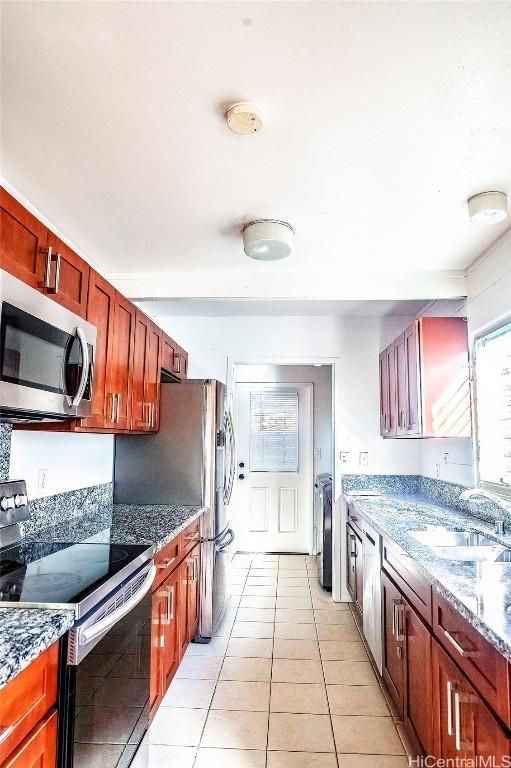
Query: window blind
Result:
<box><xmin>475</xmin><ymin>321</ymin><xmax>511</xmax><ymax>490</ymax></box>
<box><xmin>249</xmin><ymin>390</ymin><xmax>299</xmax><ymax>473</ymax></box>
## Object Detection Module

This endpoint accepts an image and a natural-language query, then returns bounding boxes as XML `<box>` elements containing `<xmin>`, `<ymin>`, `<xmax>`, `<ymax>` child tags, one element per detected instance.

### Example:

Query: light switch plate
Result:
<box><xmin>314</xmin><ymin>448</ymin><xmax>322</xmax><ymax>459</ymax></box>
<box><xmin>38</xmin><ymin>469</ymin><xmax>48</xmax><ymax>490</ymax></box>
<box><xmin>340</xmin><ymin>452</ymin><xmax>350</xmax><ymax>464</ymax></box>
<box><xmin>359</xmin><ymin>452</ymin><xmax>369</xmax><ymax>467</ymax></box>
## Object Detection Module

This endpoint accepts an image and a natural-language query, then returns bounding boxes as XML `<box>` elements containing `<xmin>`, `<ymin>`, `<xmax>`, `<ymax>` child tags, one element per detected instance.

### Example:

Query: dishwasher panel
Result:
<box><xmin>362</xmin><ymin>521</ymin><xmax>383</xmax><ymax>674</ymax></box>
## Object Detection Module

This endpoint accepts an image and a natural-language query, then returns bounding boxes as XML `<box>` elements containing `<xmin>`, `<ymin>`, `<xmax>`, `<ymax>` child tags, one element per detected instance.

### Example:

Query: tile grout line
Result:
<box><xmin>308</xmin><ymin>556</ymin><xmax>341</xmax><ymax>768</ymax></box>
<box><xmin>191</xmin><ymin>553</ymin><xmax>252</xmax><ymax>767</ymax></box>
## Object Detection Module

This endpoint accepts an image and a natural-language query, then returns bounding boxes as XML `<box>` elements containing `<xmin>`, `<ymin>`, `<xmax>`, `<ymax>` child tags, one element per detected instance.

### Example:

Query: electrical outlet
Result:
<box><xmin>443</xmin><ymin>452</ymin><xmax>449</xmax><ymax>464</ymax></box>
<box><xmin>313</xmin><ymin>448</ymin><xmax>321</xmax><ymax>459</ymax></box>
<box><xmin>436</xmin><ymin>464</ymin><xmax>440</xmax><ymax>479</ymax></box>
<box><xmin>38</xmin><ymin>469</ymin><xmax>48</xmax><ymax>490</ymax></box>
<box><xmin>359</xmin><ymin>452</ymin><xmax>369</xmax><ymax>467</ymax></box>
<box><xmin>340</xmin><ymin>452</ymin><xmax>350</xmax><ymax>464</ymax></box>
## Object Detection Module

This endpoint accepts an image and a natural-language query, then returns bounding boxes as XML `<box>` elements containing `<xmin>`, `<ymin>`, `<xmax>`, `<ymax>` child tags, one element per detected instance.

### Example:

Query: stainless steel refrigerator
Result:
<box><xmin>113</xmin><ymin>379</ymin><xmax>235</xmax><ymax>639</ymax></box>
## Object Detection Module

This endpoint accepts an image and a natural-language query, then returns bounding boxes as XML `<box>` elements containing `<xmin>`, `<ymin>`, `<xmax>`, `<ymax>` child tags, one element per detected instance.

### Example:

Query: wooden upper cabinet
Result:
<box><xmin>379</xmin><ymin>317</ymin><xmax>470</xmax><ymax>438</ymax></box>
<box><xmin>131</xmin><ymin>312</ymin><xmax>151</xmax><ymax>430</ymax></box>
<box><xmin>395</xmin><ymin>333</ymin><xmax>407</xmax><ymax>436</ymax></box>
<box><xmin>82</xmin><ymin>270</ymin><xmax>116</xmax><ymax>429</ymax></box>
<box><xmin>45</xmin><ymin>232</ymin><xmax>89</xmax><ymax>318</ymax></box>
<box><xmin>107</xmin><ymin>294</ymin><xmax>136</xmax><ymax>430</ymax></box>
<box><xmin>0</xmin><ymin>187</ymin><xmax>47</xmax><ymax>289</ymax></box>
<box><xmin>161</xmin><ymin>334</ymin><xmax>187</xmax><ymax>380</ymax></box>
<box><xmin>131</xmin><ymin>313</ymin><xmax>161</xmax><ymax>431</ymax></box>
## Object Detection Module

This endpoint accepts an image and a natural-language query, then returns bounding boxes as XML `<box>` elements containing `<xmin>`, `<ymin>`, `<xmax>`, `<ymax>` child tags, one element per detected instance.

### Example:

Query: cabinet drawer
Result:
<box><xmin>153</xmin><ymin>537</ymin><xmax>181</xmax><ymax>591</ymax></box>
<box><xmin>382</xmin><ymin>539</ymin><xmax>432</xmax><ymax>623</ymax></box>
<box><xmin>0</xmin><ymin>644</ymin><xmax>58</xmax><ymax>763</ymax></box>
<box><xmin>433</xmin><ymin>590</ymin><xmax>511</xmax><ymax>728</ymax></box>
<box><xmin>2</xmin><ymin>710</ymin><xmax>57</xmax><ymax>768</ymax></box>
<box><xmin>347</xmin><ymin>505</ymin><xmax>363</xmax><ymax>537</ymax></box>
<box><xmin>181</xmin><ymin>519</ymin><xmax>201</xmax><ymax>555</ymax></box>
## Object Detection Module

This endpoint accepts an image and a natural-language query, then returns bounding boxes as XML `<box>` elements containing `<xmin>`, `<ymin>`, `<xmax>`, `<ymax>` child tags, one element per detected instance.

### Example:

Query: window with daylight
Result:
<box><xmin>249</xmin><ymin>390</ymin><xmax>299</xmax><ymax>473</ymax></box>
<box><xmin>474</xmin><ymin>320</ymin><xmax>511</xmax><ymax>496</ymax></box>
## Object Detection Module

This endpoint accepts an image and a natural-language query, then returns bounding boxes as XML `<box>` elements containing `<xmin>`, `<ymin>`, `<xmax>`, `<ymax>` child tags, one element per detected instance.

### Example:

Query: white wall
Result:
<box><xmin>155</xmin><ymin>313</ymin><xmax>422</xmax><ymax>480</ymax></box>
<box><xmin>418</xmin><ymin>229</ymin><xmax>511</xmax><ymax>487</ymax></box>
<box><xmin>9</xmin><ymin>431</ymin><xmax>114</xmax><ymax>499</ymax></box>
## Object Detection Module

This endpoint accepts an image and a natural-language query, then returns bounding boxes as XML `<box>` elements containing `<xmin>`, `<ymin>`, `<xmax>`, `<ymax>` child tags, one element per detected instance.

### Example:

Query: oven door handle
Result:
<box><xmin>71</xmin><ymin>327</ymin><xmax>90</xmax><ymax>408</ymax></box>
<box><xmin>80</xmin><ymin>564</ymin><xmax>156</xmax><ymax>645</ymax></box>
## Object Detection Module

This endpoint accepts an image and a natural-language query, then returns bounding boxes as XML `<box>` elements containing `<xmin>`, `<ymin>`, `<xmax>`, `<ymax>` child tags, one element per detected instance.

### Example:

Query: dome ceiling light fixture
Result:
<box><xmin>467</xmin><ymin>191</ymin><xmax>508</xmax><ymax>225</ymax></box>
<box><xmin>226</xmin><ymin>102</ymin><xmax>263</xmax><ymax>135</ymax></box>
<box><xmin>242</xmin><ymin>219</ymin><xmax>295</xmax><ymax>261</ymax></box>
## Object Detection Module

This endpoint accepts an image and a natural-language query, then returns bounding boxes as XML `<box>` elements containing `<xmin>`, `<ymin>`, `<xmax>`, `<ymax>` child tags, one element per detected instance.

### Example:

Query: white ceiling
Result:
<box><xmin>1</xmin><ymin>1</ymin><xmax>510</xmax><ymax>300</ymax></box>
<box><xmin>138</xmin><ymin>297</ymin><xmax>430</xmax><ymax>318</ymax></box>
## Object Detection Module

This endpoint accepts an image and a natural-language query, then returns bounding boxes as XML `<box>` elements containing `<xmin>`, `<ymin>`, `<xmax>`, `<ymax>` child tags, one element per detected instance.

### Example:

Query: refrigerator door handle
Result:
<box><xmin>223</xmin><ymin>410</ymin><xmax>236</xmax><ymax>505</ymax></box>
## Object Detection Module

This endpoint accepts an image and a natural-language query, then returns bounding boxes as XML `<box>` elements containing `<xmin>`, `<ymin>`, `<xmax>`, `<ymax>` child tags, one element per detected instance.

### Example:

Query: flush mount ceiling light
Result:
<box><xmin>226</xmin><ymin>102</ymin><xmax>263</xmax><ymax>134</ymax></box>
<box><xmin>242</xmin><ymin>219</ymin><xmax>295</xmax><ymax>261</ymax></box>
<box><xmin>467</xmin><ymin>191</ymin><xmax>508</xmax><ymax>225</ymax></box>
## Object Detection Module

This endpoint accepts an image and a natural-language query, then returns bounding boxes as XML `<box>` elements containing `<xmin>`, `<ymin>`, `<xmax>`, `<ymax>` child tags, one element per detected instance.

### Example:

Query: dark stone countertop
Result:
<box><xmin>0</xmin><ymin>504</ymin><xmax>207</xmax><ymax>687</ymax></box>
<box><xmin>344</xmin><ymin>491</ymin><xmax>511</xmax><ymax>661</ymax></box>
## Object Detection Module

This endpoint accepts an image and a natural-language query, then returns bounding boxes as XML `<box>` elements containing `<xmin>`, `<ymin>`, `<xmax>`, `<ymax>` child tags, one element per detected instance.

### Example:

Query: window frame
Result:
<box><xmin>472</xmin><ymin>313</ymin><xmax>511</xmax><ymax>500</ymax></box>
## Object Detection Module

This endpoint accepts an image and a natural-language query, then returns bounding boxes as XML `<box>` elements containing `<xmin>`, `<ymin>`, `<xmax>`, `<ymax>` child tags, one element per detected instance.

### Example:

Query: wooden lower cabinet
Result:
<box><xmin>2</xmin><ymin>710</ymin><xmax>58</xmax><ymax>768</ymax></box>
<box><xmin>150</xmin><ymin>540</ymin><xmax>201</xmax><ymax>720</ymax></box>
<box><xmin>381</xmin><ymin>571</ymin><xmax>433</xmax><ymax>756</ymax></box>
<box><xmin>432</xmin><ymin>639</ymin><xmax>510</xmax><ymax>761</ymax></box>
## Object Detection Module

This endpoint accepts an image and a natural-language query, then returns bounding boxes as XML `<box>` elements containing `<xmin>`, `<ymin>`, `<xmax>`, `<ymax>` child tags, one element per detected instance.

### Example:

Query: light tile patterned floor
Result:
<box><xmin>138</xmin><ymin>554</ymin><xmax>408</xmax><ymax>768</ymax></box>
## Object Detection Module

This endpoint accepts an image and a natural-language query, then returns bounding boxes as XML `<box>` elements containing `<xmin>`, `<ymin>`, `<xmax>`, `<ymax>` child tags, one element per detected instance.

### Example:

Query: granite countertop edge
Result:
<box><xmin>344</xmin><ymin>492</ymin><xmax>511</xmax><ymax>662</ymax></box>
<box><xmin>0</xmin><ymin>504</ymin><xmax>208</xmax><ymax>688</ymax></box>
<box><xmin>0</xmin><ymin>608</ymin><xmax>75</xmax><ymax>689</ymax></box>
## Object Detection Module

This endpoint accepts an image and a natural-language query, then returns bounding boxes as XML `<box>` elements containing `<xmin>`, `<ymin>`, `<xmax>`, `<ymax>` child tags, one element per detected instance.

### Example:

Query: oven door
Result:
<box><xmin>60</xmin><ymin>564</ymin><xmax>156</xmax><ymax>768</ymax></box>
<box><xmin>0</xmin><ymin>272</ymin><xmax>96</xmax><ymax>421</ymax></box>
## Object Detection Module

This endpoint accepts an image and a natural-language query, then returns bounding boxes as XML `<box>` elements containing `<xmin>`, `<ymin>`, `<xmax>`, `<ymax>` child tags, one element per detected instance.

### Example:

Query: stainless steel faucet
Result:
<box><xmin>459</xmin><ymin>487</ymin><xmax>511</xmax><ymax>535</ymax></box>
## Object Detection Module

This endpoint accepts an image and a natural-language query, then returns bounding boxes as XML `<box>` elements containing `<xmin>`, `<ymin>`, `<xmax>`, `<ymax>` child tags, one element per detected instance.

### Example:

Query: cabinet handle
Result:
<box><xmin>0</xmin><ymin>725</ymin><xmax>14</xmax><ymax>744</ymax></box>
<box><xmin>44</xmin><ymin>247</ymin><xmax>61</xmax><ymax>293</ymax></box>
<box><xmin>174</xmin><ymin>352</ymin><xmax>181</xmax><ymax>374</ymax></box>
<box><xmin>115</xmin><ymin>394</ymin><xmax>121</xmax><ymax>423</ymax></box>
<box><xmin>110</xmin><ymin>393</ymin><xmax>116</xmax><ymax>423</ymax></box>
<box><xmin>349</xmin><ymin>534</ymin><xmax>356</xmax><ymax>558</ymax></box>
<box><xmin>167</xmin><ymin>585</ymin><xmax>174</xmax><ymax>622</ymax></box>
<box><xmin>442</xmin><ymin>628</ymin><xmax>475</xmax><ymax>658</ymax></box>
<box><xmin>156</xmin><ymin>556</ymin><xmax>176</xmax><ymax>570</ymax></box>
<box><xmin>447</xmin><ymin>681</ymin><xmax>454</xmax><ymax>736</ymax></box>
<box><xmin>151</xmin><ymin>402</ymin><xmax>156</xmax><ymax>428</ymax></box>
<box><xmin>393</xmin><ymin>600</ymin><xmax>405</xmax><ymax>643</ymax></box>
<box><xmin>454</xmin><ymin>688</ymin><xmax>462</xmax><ymax>751</ymax></box>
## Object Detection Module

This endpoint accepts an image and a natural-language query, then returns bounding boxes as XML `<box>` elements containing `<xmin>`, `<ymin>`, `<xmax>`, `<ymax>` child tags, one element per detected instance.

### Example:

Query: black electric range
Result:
<box><xmin>0</xmin><ymin>539</ymin><xmax>154</xmax><ymax>618</ymax></box>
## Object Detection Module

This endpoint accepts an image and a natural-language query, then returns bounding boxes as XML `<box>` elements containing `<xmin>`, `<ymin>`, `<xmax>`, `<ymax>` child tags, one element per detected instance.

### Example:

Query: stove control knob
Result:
<box><xmin>0</xmin><ymin>495</ymin><xmax>15</xmax><ymax>512</ymax></box>
<box><xmin>13</xmin><ymin>494</ymin><xmax>28</xmax><ymax>508</ymax></box>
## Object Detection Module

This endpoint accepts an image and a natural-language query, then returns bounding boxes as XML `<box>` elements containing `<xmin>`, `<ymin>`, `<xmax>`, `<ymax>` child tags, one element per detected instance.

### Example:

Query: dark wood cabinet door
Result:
<box><xmin>82</xmin><ymin>270</ymin><xmax>116</xmax><ymax>429</ymax></box>
<box><xmin>145</xmin><ymin>324</ymin><xmax>161</xmax><ymax>431</ymax></box>
<box><xmin>45</xmin><ymin>233</ymin><xmax>89</xmax><ymax>318</ymax></box>
<box><xmin>178</xmin><ymin>560</ymin><xmax>191</xmax><ymax>659</ymax></box>
<box><xmin>107</xmin><ymin>294</ymin><xmax>136</xmax><ymax>430</ymax></box>
<box><xmin>381</xmin><ymin>571</ymin><xmax>404</xmax><ymax>718</ymax></box>
<box><xmin>403</xmin><ymin>600</ymin><xmax>434</xmax><ymax>756</ymax></box>
<box><xmin>161</xmin><ymin>568</ymin><xmax>181</xmax><ymax>691</ymax></box>
<box><xmin>149</xmin><ymin>589</ymin><xmax>165</xmax><ymax>720</ymax></box>
<box><xmin>187</xmin><ymin>545</ymin><xmax>200</xmax><ymax>641</ymax></box>
<box><xmin>404</xmin><ymin>323</ymin><xmax>420</xmax><ymax>435</ymax></box>
<box><xmin>379</xmin><ymin>350</ymin><xmax>389</xmax><ymax>436</ymax></box>
<box><xmin>395</xmin><ymin>333</ymin><xmax>407</xmax><ymax>436</ymax></box>
<box><xmin>470</xmin><ymin>688</ymin><xmax>511</xmax><ymax>762</ymax></box>
<box><xmin>3</xmin><ymin>710</ymin><xmax>58</xmax><ymax>768</ymax></box>
<box><xmin>0</xmin><ymin>187</ymin><xmax>47</xmax><ymax>290</ymax></box>
<box><xmin>387</xmin><ymin>343</ymin><xmax>398</xmax><ymax>436</ymax></box>
<box><xmin>432</xmin><ymin>639</ymin><xmax>470</xmax><ymax>761</ymax></box>
<box><xmin>131</xmin><ymin>312</ymin><xmax>150</xmax><ymax>430</ymax></box>
<box><xmin>346</xmin><ymin>525</ymin><xmax>357</xmax><ymax>601</ymax></box>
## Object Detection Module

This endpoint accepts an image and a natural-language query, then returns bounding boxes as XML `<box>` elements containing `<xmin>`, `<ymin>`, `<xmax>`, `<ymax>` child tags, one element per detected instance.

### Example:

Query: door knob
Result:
<box><xmin>239</xmin><ymin>461</ymin><xmax>245</xmax><ymax>468</ymax></box>
<box><xmin>238</xmin><ymin>473</ymin><xmax>245</xmax><ymax>480</ymax></box>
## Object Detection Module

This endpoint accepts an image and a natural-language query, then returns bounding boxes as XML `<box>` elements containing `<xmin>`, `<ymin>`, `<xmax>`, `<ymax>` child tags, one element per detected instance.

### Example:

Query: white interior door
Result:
<box><xmin>235</xmin><ymin>383</ymin><xmax>313</xmax><ymax>553</ymax></box>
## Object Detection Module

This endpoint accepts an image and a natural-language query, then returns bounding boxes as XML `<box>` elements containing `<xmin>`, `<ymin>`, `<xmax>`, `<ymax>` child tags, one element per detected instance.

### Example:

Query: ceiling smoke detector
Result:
<box><xmin>467</xmin><ymin>191</ymin><xmax>508</xmax><ymax>225</ymax></box>
<box><xmin>242</xmin><ymin>219</ymin><xmax>294</xmax><ymax>261</ymax></box>
<box><xmin>226</xmin><ymin>102</ymin><xmax>263</xmax><ymax>135</ymax></box>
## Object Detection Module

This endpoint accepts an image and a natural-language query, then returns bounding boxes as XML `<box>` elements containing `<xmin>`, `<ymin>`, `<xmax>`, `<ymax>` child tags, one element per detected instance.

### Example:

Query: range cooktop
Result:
<box><xmin>0</xmin><ymin>540</ymin><xmax>153</xmax><ymax>618</ymax></box>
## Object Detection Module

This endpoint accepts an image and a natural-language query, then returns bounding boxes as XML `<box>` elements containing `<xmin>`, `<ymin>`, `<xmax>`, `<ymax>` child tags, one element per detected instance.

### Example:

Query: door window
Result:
<box><xmin>249</xmin><ymin>390</ymin><xmax>299</xmax><ymax>472</ymax></box>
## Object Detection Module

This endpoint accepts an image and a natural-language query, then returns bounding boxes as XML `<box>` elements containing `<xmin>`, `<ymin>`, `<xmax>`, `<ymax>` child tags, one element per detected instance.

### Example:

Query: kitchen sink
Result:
<box><xmin>408</xmin><ymin>527</ymin><xmax>511</xmax><ymax>561</ymax></box>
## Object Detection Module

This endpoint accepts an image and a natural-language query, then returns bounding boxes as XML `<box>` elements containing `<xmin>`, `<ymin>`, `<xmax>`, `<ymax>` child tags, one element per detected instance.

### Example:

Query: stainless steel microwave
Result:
<box><xmin>0</xmin><ymin>270</ymin><xmax>97</xmax><ymax>422</ymax></box>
